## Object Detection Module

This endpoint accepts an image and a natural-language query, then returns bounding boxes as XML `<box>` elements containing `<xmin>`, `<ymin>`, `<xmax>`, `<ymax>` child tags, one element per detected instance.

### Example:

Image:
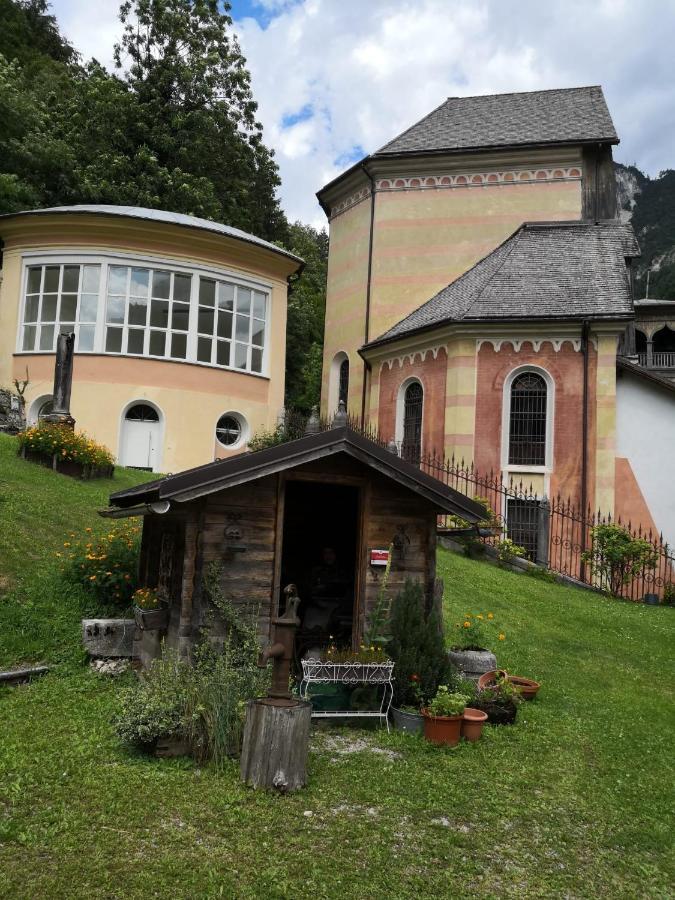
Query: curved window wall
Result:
<box><xmin>18</xmin><ymin>257</ymin><xmax>269</xmax><ymax>377</ymax></box>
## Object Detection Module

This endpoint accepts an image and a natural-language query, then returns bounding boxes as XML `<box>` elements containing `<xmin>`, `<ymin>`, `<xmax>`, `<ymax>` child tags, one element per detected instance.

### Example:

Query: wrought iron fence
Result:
<box><xmin>273</xmin><ymin>407</ymin><xmax>674</xmax><ymax>603</ymax></box>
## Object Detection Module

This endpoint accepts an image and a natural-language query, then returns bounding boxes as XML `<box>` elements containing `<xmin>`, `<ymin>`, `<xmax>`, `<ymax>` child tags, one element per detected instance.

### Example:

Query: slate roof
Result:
<box><xmin>377</xmin><ymin>86</ymin><xmax>618</xmax><ymax>156</ymax></box>
<box><xmin>0</xmin><ymin>205</ymin><xmax>303</xmax><ymax>269</ymax></box>
<box><xmin>105</xmin><ymin>426</ymin><xmax>486</xmax><ymax>521</ymax></box>
<box><xmin>368</xmin><ymin>222</ymin><xmax>640</xmax><ymax>347</ymax></box>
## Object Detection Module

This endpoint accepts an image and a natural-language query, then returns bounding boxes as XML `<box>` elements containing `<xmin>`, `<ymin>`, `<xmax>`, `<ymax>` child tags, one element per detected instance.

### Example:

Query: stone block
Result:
<box><xmin>82</xmin><ymin>619</ymin><xmax>135</xmax><ymax>658</ymax></box>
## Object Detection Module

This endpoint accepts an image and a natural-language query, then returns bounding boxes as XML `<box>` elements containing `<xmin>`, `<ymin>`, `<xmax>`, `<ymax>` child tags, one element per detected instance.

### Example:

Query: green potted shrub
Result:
<box><xmin>133</xmin><ymin>587</ymin><xmax>168</xmax><ymax>631</ymax></box>
<box><xmin>421</xmin><ymin>686</ymin><xmax>470</xmax><ymax>746</ymax></box>
<box><xmin>388</xmin><ymin>579</ymin><xmax>454</xmax><ymax>733</ymax></box>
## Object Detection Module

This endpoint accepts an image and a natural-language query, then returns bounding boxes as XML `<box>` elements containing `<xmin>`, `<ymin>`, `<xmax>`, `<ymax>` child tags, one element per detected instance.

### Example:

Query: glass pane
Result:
<box><xmin>43</xmin><ymin>266</ymin><xmax>60</xmax><ymax>293</ymax></box>
<box><xmin>198</xmin><ymin>307</ymin><xmax>214</xmax><ymax>335</ymax></box>
<box><xmin>235</xmin><ymin>314</ymin><xmax>250</xmax><ymax>342</ymax></box>
<box><xmin>149</xmin><ymin>330</ymin><xmax>165</xmax><ymax>356</ymax></box>
<box><xmin>197</xmin><ymin>336</ymin><xmax>212</xmax><ymax>363</ymax></box>
<box><xmin>78</xmin><ymin>325</ymin><xmax>95</xmax><ymax>352</ymax></box>
<box><xmin>152</xmin><ymin>270</ymin><xmax>170</xmax><ymax>299</ymax></box>
<box><xmin>217</xmin><ymin>309</ymin><xmax>232</xmax><ymax>339</ymax></box>
<box><xmin>174</xmin><ymin>273</ymin><xmax>191</xmax><ymax>302</ymax></box>
<box><xmin>82</xmin><ymin>265</ymin><xmax>100</xmax><ymax>293</ymax></box>
<box><xmin>105</xmin><ymin>327</ymin><xmax>122</xmax><ymax>353</ymax></box>
<box><xmin>22</xmin><ymin>325</ymin><xmax>36</xmax><ymax>351</ymax></box>
<box><xmin>27</xmin><ymin>267</ymin><xmax>42</xmax><ymax>293</ymax></box>
<box><xmin>108</xmin><ymin>266</ymin><xmax>128</xmax><ymax>294</ymax></box>
<box><xmin>128</xmin><ymin>297</ymin><xmax>147</xmax><ymax>326</ymax></box>
<box><xmin>60</xmin><ymin>294</ymin><xmax>77</xmax><ymax>321</ymax></box>
<box><xmin>59</xmin><ymin>323</ymin><xmax>75</xmax><ymax>337</ymax></box>
<box><xmin>62</xmin><ymin>265</ymin><xmax>80</xmax><ymax>293</ymax></box>
<box><xmin>171</xmin><ymin>332</ymin><xmax>187</xmax><ymax>359</ymax></box>
<box><xmin>39</xmin><ymin>324</ymin><xmax>55</xmax><ymax>350</ymax></box>
<box><xmin>42</xmin><ymin>295</ymin><xmax>57</xmax><ymax>321</ymax></box>
<box><xmin>79</xmin><ymin>294</ymin><xmax>98</xmax><ymax>322</ymax></box>
<box><xmin>251</xmin><ymin>320</ymin><xmax>265</xmax><ymax>347</ymax></box>
<box><xmin>24</xmin><ymin>295</ymin><xmax>39</xmax><ymax>322</ymax></box>
<box><xmin>234</xmin><ymin>342</ymin><xmax>248</xmax><ymax>369</ymax></box>
<box><xmin>199</xmin><ymin>278</ymin><xmax>215</xmax><ymax>307</ymax></box>
<box><xmin>252</xmin><ymin>291</ymin><xmax>266</xmax><ymax>319</ymax></box>
<box><xmin>172</xmin><ymin>302</ymin><xmax>189</xmax><ymax>331</ymax></box>
<box><xmin>251</xmin><ymin>347</ymin><xmax>263</xmax><ymax>373</ymax></box>
<box><xmin>150</xmin><ymin>299</ymin><xmax>169</xmax><ymax>328</ymax></box>
<box><xmin>127</xmin><ymin>328</ymin><xmax>144</xmax><ymax>355</ymax></box>
<box><xmin>237</xmin><ymin>288</ymin><xmax>252</xmax><ymax>315</ymax></box>
<box><xmin>130</xmin><ymin>268</ymin><xmax>149</xmax><ymax>296</ymax></box>
<box><xmin>218</xmin><ymin>282</ymin><xmax>234</xmax><ymax>310</ymax></box>
<box><xmin>216</xmin><ymin>340</ymin><xmax>230</xmax><ymax>367</ymax></box>
<box><xmin>106</xmin><ymin>295</ymin><xmax>125</xmax><ymax>324</ymax></box>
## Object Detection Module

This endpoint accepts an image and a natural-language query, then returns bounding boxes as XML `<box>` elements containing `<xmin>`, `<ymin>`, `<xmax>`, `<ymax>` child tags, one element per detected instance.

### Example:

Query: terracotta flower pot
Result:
<box><xmin>506</xmin><ymin>675</ymin><xmax>540</xmax><ymax>700</ymax></box>
<box><xmin>461</xmin><ymin>707</ymin><xmax>488</xmax><ymax>742</ymax></box>
<box><xmin>421</xmin><ymin>709</ymin><xmax>463</xmax><ymax>746</ymax></box>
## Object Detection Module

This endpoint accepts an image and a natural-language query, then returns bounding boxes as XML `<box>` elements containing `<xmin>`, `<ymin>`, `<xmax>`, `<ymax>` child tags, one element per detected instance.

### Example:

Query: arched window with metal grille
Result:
<box><xmin>508</xmin><ymin>372</ymin><xmax>547</xmax><ymax>466</ymax></box>
<box><xmin>338</xmin><ymin>358</ymin><xmax>349</xmax><ymax>406</ymax></box>
<box><xmin>402</xmin><ymin>381</ymin><xmax>423</xmax><ymax>463</ymax></box>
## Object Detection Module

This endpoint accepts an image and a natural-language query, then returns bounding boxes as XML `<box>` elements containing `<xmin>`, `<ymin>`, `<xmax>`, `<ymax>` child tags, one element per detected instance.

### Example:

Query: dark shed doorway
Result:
<box><xmin>280</xmin><ymin>480</ymin><xmax>360</xmax><ymax>658</ymax></box>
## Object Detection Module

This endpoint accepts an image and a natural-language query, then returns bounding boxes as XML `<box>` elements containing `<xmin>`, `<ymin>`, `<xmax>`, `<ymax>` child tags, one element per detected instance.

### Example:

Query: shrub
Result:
<box><xmin>18</xmin><ymin>424</ymin><xmax>114</xmax><ymax>468</ymax></box>
<box><xmin>497</xmin><ymin>538</ymin><xmax>527</xmax><ymax>565</ymax></box>
<box><xmin>388</xmin><ymin>579</ymin><xmax>454</xmax><ymax>708</ymax></box>
<box><xmin>582</xmin><ymin>523</ymin><xmax>659</xmax><ymax>596</ymax></box>
<box><xmin>58</xmin><ymin>521</ymin><xmax>141</xmax><ymax>607</ymax></box>
<box><xmin>450</xmin><ymin>611</ymin><xmax>504</xmax><ymax>651</ymax></box>
<box><xmin>427</xmin><ymin>686</ymin><xmax>470</xmax><ymax>717</ymax></box>
<box><xmin>114</xmin><ymin>563</ymin><xmax>268</xmax><ymax>765</ymax></box>
<box><xmin>247</xmin><ymin>426</ymin><xmax>287</xmax><ymax>452</ymax></box>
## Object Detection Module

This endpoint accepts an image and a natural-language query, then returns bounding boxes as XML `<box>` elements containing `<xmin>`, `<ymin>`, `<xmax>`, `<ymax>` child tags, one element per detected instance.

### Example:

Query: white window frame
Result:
<box><xmin>395</xmin><ymin>376</ymin><xmax>425</xmax><ymax>453</ymax></box>
<box><xmin>215</xmin><ymin>411</ymin><xmax>249</xmax><ymax>451</ymax></box>
<box><xmin>501</xmin><ymin>365</ymin><xmax>555</xmax><ymax>475</ymax></box>
<box><xmin>15</xmin><ymin>251</ymin><xmax>272</xmax><ymax>380</ymax></box>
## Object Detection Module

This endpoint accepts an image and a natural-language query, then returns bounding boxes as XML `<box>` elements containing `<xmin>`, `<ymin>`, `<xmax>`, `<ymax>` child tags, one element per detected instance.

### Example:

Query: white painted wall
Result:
<box><xmin>616</xmin><ymin>371</ymin><xmax>675</xmax><ymax>546</ymax></box>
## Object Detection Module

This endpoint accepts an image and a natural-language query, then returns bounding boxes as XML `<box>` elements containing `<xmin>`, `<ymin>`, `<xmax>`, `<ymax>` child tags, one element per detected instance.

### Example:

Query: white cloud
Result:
<box><xmin>49</xmin><ymin>0</ymin><xmax>675</xmax><ymax>227</ymax></box>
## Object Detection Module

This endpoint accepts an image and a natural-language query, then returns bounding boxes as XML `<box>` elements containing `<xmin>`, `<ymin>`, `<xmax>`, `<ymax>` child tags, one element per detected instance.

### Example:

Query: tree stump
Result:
<box><xmin>240</xmin><ymin>698</ymin><xmax>312</xmax><ymax>792</ymax></box>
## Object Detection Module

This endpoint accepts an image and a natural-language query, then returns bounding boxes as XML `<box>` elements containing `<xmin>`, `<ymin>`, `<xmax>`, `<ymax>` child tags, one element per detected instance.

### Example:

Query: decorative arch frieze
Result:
<box><xmin>380</xmin><ymin>344</ymin><xmax>447</xmax><ymax>370</ymax></box>
<box><xmin>476</xmin><ymin>337</ymin><xmax>594</xmax><ymax>353</ymax></box>
<box><xmin>375</xmin><ymin>167</ymin><xmax>581</xmax><ymax>194</ymax></box>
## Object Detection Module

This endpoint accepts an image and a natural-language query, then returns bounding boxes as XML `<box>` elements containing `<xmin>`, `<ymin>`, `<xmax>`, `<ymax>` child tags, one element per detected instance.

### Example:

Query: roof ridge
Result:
<box><xmin>464</xmin><ymin>227</ymin><xmax>523</xmax><ymax>314</ymax></box>
<box><xmin>442</xmin><ymin>85</ymin><xmax>603</xmax><ymax>103</ymax></box>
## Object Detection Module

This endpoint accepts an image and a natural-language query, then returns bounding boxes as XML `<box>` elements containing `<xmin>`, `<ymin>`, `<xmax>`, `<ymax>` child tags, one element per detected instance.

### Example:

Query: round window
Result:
<box><xmin>216</xmin><ymin>414</ymin><xmax>243</xmax><ymax>447</ymax></box>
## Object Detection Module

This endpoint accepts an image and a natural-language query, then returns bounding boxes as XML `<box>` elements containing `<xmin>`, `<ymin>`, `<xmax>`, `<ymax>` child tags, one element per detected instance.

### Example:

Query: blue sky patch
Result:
<box><xmin>334</xmin><ymin>145</ymin><xmax>366</xmax><ymax>167</ymax></box>
<box><xmin>228</xmin><ymin>0</ymin><xmax>300</xmax><ymax>29</ymax></box>
<box><xmin>282</xmin><ymin>104</ymin><xmax>314</xmax><ymax>129</ymax></box>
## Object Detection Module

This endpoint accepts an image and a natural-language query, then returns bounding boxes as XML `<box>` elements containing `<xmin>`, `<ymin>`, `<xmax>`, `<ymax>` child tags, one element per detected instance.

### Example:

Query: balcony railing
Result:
<box><xmin>636</xmin><ymin>351</ymin><xmax>675</xmax><ymax>368</ymax></box>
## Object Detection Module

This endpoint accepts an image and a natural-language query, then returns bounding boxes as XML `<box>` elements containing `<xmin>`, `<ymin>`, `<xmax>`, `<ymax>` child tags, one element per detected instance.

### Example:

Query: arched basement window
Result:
<box><xmin>402</xmin><ymin>381</ymin><xmax>423</xmax><ymax>463</ymax></box>
<box><xmin>125</xmin><ymin>403</ymin><xmax>159</xmax><ymax>422</ymax></box>
<box><xmin>338</xmin><ymin>357</ymin><xmax>349</xmax><ymax>406</ymax></box>
<box><xmin>508</xmin><ymin>372</ymin><xmax>547</xmax><ymax>466</ymax></box>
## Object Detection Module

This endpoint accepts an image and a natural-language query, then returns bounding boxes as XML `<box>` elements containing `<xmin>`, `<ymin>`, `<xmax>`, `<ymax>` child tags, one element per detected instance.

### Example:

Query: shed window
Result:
<box><xmin>508</xmin><ymin>372</ymin><xmax>547</xmax><ymax>466</ymax></box>
<box><xmin>402</xmin><ymin>381</ymin><xmax>423</xmax><ymax>463</ymax></box>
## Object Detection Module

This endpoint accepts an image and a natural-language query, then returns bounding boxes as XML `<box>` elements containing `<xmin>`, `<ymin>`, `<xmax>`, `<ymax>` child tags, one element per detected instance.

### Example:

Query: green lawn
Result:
<box><xmin>0</xmin><ymin>432</ymin><xmax>673</xmax><ymax>898</ymax></box>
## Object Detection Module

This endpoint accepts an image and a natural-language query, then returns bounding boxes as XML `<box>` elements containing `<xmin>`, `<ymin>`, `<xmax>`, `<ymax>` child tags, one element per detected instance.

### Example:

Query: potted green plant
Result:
<box><xmin>448</xmin><ymin>611</ymin><xmax>503</xmax><ymax>680</ymax></box>
<box><xmin>133</xmin><ymin>587</ymin><xmax>168</xmax><ymax>631</ymax></box>
<box><xmin>478</xmin><ymin>669</ymin><xmax>541</xmax><ymax>700</ymax></box>
<box><xmin>387</xmin><ymin>580</ymin><xmax>454</xmax><ymax>733</ymax></box>
<box><xmin>472</xmin><ymin>673</ymin><xmax>523</xmax><ymax>724</ymax></box>
<box><xmin>421</xmin><ymin>686</ymin><xmax>470</xmax><ymax>746</ymax></box>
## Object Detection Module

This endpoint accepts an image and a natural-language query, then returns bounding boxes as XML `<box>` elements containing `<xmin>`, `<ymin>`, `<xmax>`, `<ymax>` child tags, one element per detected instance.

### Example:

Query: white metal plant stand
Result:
<box><xmin>300</xmin><ymin>659</ymin><xmax>395</xmax><ymax>731</ymax></box>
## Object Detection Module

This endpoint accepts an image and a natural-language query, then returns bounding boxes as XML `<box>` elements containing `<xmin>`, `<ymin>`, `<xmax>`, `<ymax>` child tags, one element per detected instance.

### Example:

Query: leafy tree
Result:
<box><xmin>0</xmin><ymin>0</ymin><xmax>77</xmax><ymax>70</ymax></box>
<box><xmin>284</xmin><ymin>222</ymin><xmax>328</xmax><ymax>412</ymax></box>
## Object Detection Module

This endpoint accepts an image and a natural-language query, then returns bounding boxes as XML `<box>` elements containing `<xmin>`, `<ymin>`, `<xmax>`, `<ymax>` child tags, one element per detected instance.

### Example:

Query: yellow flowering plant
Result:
<box><xmin>18</xmin><ymin>423</ymin><xmax>114</xmax><ymax>468</ymax></box>
<box><xmin>451</xmin><ymin>610</ymin><xmax>504</xmax><ymax>651</ymax></box>
<box><xmin>58</xmin><ymin>521</ymin><xmax>141</xmax><ymax>606</ymax></box>
<box><xmin>132</xmin><ymin>587</ymin><xmax>163</xmax><ymax>610</ymax></box>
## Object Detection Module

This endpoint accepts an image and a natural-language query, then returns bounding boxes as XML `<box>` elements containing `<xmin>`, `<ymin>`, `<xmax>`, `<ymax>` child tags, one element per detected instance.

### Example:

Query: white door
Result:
<box><xmin>120</xmin><ymin>404</ymin><xmax>161</xmax><ymax>471</ymax></box>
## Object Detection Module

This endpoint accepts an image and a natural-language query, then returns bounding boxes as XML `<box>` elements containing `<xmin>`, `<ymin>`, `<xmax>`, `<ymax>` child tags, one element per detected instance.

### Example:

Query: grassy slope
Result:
<box><xmin>0</xmin><ymin>433</ymin><xmax>673</xmax><ymax>898</ymax></box>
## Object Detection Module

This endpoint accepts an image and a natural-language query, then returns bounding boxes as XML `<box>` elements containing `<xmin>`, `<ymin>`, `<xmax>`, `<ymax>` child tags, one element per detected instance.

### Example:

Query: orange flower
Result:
<box><xmin>498</xmin><ymin>633</ymin><xmax>505</xmax><ymax>641</ymax></box>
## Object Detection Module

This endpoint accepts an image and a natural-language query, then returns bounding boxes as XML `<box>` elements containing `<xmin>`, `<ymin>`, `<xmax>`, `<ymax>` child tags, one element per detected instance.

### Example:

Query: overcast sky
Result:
<box><xmin>49</xmin><ymin>0</ymin><xmax>675</xmax><ymax>227</ymax></box>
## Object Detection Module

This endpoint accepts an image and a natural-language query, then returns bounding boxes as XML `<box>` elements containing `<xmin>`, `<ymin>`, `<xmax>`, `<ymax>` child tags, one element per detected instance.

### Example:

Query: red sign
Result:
<box><xmin>370</xmin><ymin>548</ymin><xmax>390</xmax><ymax>567</ymax></box>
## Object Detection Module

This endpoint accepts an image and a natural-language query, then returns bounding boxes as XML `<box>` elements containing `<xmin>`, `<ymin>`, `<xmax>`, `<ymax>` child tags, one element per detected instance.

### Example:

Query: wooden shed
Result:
<box><xmin>104</xmin><ymin>426</ymin><xmax>485</xmax><ymax>667</ymax></box>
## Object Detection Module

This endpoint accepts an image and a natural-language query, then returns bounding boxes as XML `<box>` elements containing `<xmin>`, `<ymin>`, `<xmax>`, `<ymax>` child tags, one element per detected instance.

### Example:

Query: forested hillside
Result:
<box><xmin>0</xmin><ymin>0</ymin><xmax>326</xmax><ymax>411</ymax></box>
<box><xmin>616</xmin><ymin>163</ymin><xmax>675</xmax><ymax>299</ymax></box>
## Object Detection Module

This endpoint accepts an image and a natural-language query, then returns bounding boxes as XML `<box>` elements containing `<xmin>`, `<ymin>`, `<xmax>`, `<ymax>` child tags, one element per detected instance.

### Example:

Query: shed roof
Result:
<box><xmin>367</xmin><ymin>222</ymin><xmax>639</xmax><ymax>349</ymax></box>
<box><xmin>106</xmin><ymin>426</ymin><xmax>486</xmax><ymax>521</ymax></box>
<box><xmin>377</xmin><ymin>86</ymin><xmax>618</xmax><ymax>156</ymax></box>
<box><xmin>0</xmin><ymin>205</ymin><xmax>303</xmax><ymax>269</ymax></box>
